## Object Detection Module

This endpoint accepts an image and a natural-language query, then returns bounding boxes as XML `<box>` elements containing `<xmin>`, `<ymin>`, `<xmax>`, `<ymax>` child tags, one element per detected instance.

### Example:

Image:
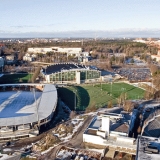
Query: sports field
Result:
<box><xmin>0</xmin><ymin>74</ymin><xmax>32</xmax><ymax>84</ymax></box>
<box><xmin>58</xmin><ymin>82</ymin><xmax>144</xmax><ymax>110</ymax></box>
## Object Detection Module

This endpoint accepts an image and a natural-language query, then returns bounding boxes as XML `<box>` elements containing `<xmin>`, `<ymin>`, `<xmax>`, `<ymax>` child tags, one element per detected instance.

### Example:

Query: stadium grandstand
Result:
<box><xmin>142</xmin><ymin>106</ymin><xmax>160</xmax><ymax>137</ymax></box>
<box><xmin>0</xmin><ymin>83</ymin><xmax>57</xmax><ymax>141</ymax></box>
<box><xmin>41</xmin><ymin>63</ymin><xmax>101</xmax><ymax>84</ymax></box>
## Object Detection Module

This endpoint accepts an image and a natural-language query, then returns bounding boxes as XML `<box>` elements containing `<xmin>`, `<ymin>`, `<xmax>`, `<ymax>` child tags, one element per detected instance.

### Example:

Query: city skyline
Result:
<box><xmin>1</xmin><ymin>0</ymin><xmax>160</xmax><ymax>38</ymax></box>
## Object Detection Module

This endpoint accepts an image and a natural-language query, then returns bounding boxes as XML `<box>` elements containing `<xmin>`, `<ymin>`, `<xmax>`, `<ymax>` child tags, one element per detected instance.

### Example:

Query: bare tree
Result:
<box><xmin>107</xmin><ymin>100</ymin><xmax>113</xmax><ymax>108</ymax></box>
<box><xmin>85</xmin><ymin>101</ymin><xmax>96</xmax><ymax>113</ymax></box>
<box><xmin>118</xmin><ymin>92</ymin><xmax>127</xmax><ymax>106</ymax></box>
<box><xmin>149</xmin><ymin>64</ymin><xmax>159</xmax><ymax>75</ymax></box>
<box><xmin>30</xmin><ymin>66</ymin><xmax>41</xmax><ymax>83</ymax></box>
<box><xmin>123</xmin><ymin>100</ymin><xmax>137</xmax><ymax>112</ymax></box>
<box><xmin>144</xmin><ymin>91</ymin><xmax>153</xmax><ymax>100</ymax></box>
<box><xmin>69</xmin><ymin>111</ymin><xmax>76</xmax><ymax>119</ymax></box>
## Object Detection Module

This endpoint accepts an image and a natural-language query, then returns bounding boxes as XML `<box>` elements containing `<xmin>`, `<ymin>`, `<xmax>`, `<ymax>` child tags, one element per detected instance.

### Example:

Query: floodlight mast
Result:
<box><xmin>33</xmin><ymin>87</ymin><xmax>40</xmax><ymax>128</ymax></box>
<box><xmin>74</xmin><ymin>90</ymin><xmax>77</xmax><ymax>110</ymax></box>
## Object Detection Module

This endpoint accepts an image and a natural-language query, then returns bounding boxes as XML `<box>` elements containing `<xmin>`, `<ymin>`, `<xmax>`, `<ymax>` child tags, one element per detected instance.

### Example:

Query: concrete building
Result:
<box><xmin>28</xmin><ymin>47</ymin><xmax>52</xmax><ymax>54</ymax></box>
<box><xmin>133</xmin><ymin>38</ymin><xmax>146</xmax><ymax>43</ymax></box>
<box><xmin>5</xmin><ymin>53</ymin><xmax>18</xmax><ymax>64</ymax></box>
<box><xmin>83</xmin><ymin>112</ymin><xmax>136</xmax><ymax>155</ymax></box>
<box><xmin>151</xmin><ymin>55</ymin><xmax>160</xmax><ymax>62</ymax></box>
<box><xmin>67</xmin><ymin>51</ymin><xmax>89</xmax><ymax>57</ymax></box>
<box><xmin>136</xmin><ymin>136</ymin><xmax>160</xmax><ymax>160</ymax></box>
<box><xmin>151</xmin><ymin>50</ymin><xmax>160</xmax><ymax>62</ymax></box>
<box><xmin>114</xmin><ymin>53</ymin><xmax>125</xmax><ymax>57</ymax></box>
<box><xmin>28</xmin><ymin>47</ymin><xmax>82</xmax><ymax>56</ymax></box>
<box><xmin>78</xmin><ymin>55</ymin><xmax>91</xmax><ymax>63</ymax></box>
<box><xmin>23</xmin><ymin>53</ymin><xmax>36</xmax><ymax>62</ymax></box>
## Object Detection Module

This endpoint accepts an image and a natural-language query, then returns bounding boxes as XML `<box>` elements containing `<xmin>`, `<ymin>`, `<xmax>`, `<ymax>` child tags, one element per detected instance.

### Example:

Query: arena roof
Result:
<box><xmin>42</xmin><ymin>63</ymin><xmax>89</xmax><ymax>74</ymax></box>
<box><xmin>0</xmin><ymin>84</ymin><xmax>57</xmax><ymax>126</ymax></box>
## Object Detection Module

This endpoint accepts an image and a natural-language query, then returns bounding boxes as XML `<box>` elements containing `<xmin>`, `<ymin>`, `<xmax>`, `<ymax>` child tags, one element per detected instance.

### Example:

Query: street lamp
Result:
<box><xmin>33</xmin><ymin>87</ymin><xmax>39</xmax><ymax>128</ymax></box>
<box><xmin>74</xmin><ymin>90</ymin><xmax>77</xmax><ymax>110</ymax></box>
<box><xmin>110</xmin><ymin>79</ymin><xmax>112</xmax><ymax>95</ymax></box>
<box><xmin>100</xmin><ymin>77</ymin><xmax>102</xmax><ymax>91</ymax></box>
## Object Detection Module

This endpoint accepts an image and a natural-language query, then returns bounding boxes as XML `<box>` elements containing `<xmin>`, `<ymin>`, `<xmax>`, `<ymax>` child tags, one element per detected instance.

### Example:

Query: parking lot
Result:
<box><xmin>116</xmin><ymin>68</ymin><xmax>151</xmax><ymax>82</ymax></box>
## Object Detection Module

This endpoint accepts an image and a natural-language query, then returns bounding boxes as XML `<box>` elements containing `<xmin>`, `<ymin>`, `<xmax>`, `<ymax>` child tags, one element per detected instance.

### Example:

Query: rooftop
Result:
<box><xmin>87</xmin><ymin>113</ymin><xmax>130</xmax><ymax>134</ymax></box>
<box><xmin>0</xmin><ymin>84</ymin><xmax>57</xmax><ymax>126</ymax></box>
<box><xmin>137</xmin><ymin>136</ymin><xmax>160</xmax><ymax>160</ymax></box>
<box><xmin>143</xmin><ymin>105</ymin><xmax>160</xmax><ymax>137</ymax></box>
<box><xmin>42</xmin><ymin>63</ymin><xmax>88</xmax><ymax>75</ymax></box>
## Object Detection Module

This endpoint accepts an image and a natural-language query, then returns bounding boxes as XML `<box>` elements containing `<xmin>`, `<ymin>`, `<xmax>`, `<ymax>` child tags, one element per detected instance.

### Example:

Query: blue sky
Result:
<box><xmin>0</xmin><ymin>0</ymin><xmax>160</xmax><ymax>37</ymax></box>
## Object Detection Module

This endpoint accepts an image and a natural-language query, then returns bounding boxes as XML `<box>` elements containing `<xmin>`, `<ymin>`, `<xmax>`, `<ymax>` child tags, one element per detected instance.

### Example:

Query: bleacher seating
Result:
<box><xmin>42</xmin><ymin>63</ymin><xmax>86</xmax><ymax>74</ymax></box>
<box><xmin>143</xmin><ymin>117</ymin><xmax>160</xmax><ymax>137</ymax></box>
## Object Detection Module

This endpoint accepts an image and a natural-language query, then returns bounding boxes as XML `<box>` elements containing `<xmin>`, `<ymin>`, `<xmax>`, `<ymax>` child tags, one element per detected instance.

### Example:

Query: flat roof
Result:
<box><xmin>0</xmin><ymin>84</ymin><xmax>57</xmax><ymax>126</ymax></box>
<box><xmin>88</xmin><ymin>115</ymin><xmax>129</xmax><ymax>134</ymax></box>
<box><xmin>42</xmin><ymin>63</ymin><xmax>100</xmax><ymax>75</ymax></box>
<box><xmin>43</xmin><ymin>63</ymin><xmax>86</xmax><ymax>74</ymax></box>
<box><xmin>88</xmin><ymin>118</ymin><xmax>101</xmax><ymax>129</ymax></box>
<box><xmin>137</xmin><ymin>136</ymin><xmax>160</xmax><ymax>160</ymax></box>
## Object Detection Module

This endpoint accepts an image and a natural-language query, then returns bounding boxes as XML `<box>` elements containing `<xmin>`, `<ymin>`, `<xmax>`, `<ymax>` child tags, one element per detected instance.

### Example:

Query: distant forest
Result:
<box><xmin>4</xmin><ymin>40</ymin><xmax>157</xmax><ymax>57</ymax></box>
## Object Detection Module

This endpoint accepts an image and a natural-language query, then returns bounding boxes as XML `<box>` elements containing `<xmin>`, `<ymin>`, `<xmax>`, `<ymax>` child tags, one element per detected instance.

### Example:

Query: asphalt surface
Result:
<box><xmin>45</xmin><ymin>115</ymin><xmax>94</xmax><ymax>160</ymax></box>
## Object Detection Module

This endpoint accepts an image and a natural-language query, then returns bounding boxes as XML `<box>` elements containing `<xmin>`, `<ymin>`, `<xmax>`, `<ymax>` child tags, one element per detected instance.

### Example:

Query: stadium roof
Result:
<box><xmin>42</xmin><ymin>63</ymin><xmax>91</xmax><ymax>75</ymax></box>
<box><xmin>0</xmin><ymin>84</ymin><xmax>57</xmax><ymax>126</ymax></box>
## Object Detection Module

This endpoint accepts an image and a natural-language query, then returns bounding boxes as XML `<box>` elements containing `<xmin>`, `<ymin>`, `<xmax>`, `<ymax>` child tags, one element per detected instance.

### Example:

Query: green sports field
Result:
<box><xmin>58</xmin><ymin>82</ymin><xmax>144</xmax><ymax>110</ymax></box>
<box><xmin>0</xmin><ymin>74</ymin><xmax>32</xmax><ymax>84</ymax></box>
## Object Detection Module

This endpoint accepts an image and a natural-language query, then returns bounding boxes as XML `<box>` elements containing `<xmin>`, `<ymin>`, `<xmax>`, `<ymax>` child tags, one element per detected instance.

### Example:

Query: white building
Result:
<box><xmin>28</xmin><ymin>47</ymin><xmax>52</xmax><ymax>54</ymax></box>
<box><xmin>23</xmin><ymin>53</ymin><xmax>36</xmax><ymax>62</ymax></box>
<box><xmin>27</xmin><ymin>47</ymin><xmax>82</xmax><ymax>56</ymax></box>
<box><xmin>133</xmin><ymin>39</ymin><xmax>146</xmax><ymax>43</ymax></box>
<box><xmin>67</xmin><ymin>51</ymin><xmax>89</xmax><ymax>57</ymax></box>
<box><xmin>83</xmin><ymin>112</ymin><xmax>136</xmax><ymax>153</ymax></box>
<box><xmin>57</xmin><ymin>47</ymin><xmax>82</xmax><ymax>56</ymax></box>
<box><xmin>114</xmin><ymin>53</ymin><xmax>125</xmax><ymax>57</ymax></box>
<box><xmin>151</xmin><ymin>49</ymin><xmax>160</xmax><ymax>62</ymax></box>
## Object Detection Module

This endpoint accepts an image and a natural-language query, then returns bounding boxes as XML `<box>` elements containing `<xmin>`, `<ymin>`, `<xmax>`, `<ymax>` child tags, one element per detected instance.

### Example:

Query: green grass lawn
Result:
<box><xmin>0</xmin><ymin>74</ymin><xmax>32</xmax><ymax>84</ymax></box>
<box><xmin>58</xmin><ymin>82</ymin><xmax>144</xmax><ymax>111</ymax></box>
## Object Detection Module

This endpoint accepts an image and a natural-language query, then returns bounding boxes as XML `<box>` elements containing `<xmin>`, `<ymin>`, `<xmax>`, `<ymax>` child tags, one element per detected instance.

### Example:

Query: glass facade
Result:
<box><xmin>49</xmin><ymin>70</ymin><xmax>100</xmax><ymax>82</ymax></box>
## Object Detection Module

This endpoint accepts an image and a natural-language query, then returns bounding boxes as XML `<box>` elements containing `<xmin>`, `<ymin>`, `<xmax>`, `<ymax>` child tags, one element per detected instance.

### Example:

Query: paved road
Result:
<box><xmin>45</xmin><ymin>115</ymin><xmax>94</xmax><ymax>160</ymax></box>
<box><xmin>68</xmin><ymin>115</ymin><xmax>93</xmax><ymax>148</ymax></box>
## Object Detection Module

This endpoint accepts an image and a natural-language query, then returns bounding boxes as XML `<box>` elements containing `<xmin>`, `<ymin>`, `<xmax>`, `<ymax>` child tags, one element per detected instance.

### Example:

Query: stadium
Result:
<box><xmin>41</xmin><ymin>63</ymin><xmax>101</xmax><ymax>84</ymax></box>
<box><xmin>0</xmin><ymin>83</ymin><xmax>57</xmax><ymax>141</ymax></box>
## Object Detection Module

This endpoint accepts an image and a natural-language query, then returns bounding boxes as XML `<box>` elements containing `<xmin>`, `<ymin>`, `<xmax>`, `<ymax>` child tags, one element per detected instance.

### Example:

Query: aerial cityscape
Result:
<box><xmin>0</xmin><ymin>0</ymin><xmax>160</xmax><ymax>160</ymax></box>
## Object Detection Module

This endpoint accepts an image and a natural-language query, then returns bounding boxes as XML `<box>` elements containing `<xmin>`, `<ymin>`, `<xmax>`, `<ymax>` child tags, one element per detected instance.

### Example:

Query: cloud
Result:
<box><xmin>0</xmin><ymin>28</ymin><xmax>160</xmax><ymax>38</ymax></box>
<box><xmin>10</xmin><ymin>25</ymin><xmax>39</xmax><ymax>28</ymax></box>
<box><xmin>9</xmin><ymin>23</ymin><xmax>67</xmax><ymax>29</ymax></box>
<box><xmin>46</xmin><ymin>23</ymin><xmax>67</xmax><ymax>26</ymax></box>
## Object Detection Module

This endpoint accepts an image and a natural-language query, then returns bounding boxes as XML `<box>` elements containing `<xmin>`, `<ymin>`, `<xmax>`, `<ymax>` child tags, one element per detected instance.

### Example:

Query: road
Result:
<box><xmin>45</xmin><ymin>115</ymin><xmax>94</xmax><ymax>160</ymax></box>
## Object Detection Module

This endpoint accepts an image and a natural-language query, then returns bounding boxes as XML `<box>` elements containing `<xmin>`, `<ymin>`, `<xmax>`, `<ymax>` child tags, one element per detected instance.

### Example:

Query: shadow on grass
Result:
<box><xmin>57</xmin><ymin>86</ymin><xmax>90</xmax><ymax>111</ymax></box>
<box><xmin>74</xmin><ymin>86</ymin><xmax>90</xmax><ymax>110</ymax></box>
<box><xmin>0</xmin><ymin>74</ymin><xmax>31</xmax><ymax>84</ymax></box>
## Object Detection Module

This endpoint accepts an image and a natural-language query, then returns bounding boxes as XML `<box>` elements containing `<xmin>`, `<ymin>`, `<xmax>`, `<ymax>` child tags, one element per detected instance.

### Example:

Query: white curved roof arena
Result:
<box><xmin>0</xmin><ymin>84</ymin><xmax>57</xmax><ymax>126</ymax></box>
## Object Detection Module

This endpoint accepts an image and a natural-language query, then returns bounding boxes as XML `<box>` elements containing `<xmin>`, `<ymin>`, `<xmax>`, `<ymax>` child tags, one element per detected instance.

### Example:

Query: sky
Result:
<box><xmin>0</xmin><ymin>0</ymin><xmax>160</xmax><ymax>38</ymax></box>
